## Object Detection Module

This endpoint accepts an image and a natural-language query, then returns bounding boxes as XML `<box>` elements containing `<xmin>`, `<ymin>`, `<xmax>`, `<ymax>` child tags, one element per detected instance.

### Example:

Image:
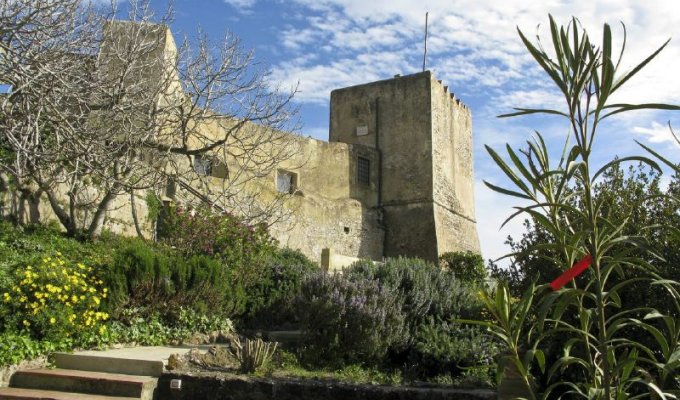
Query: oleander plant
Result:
<box><xmin>468</xmin><ymin>15</ymin><xmax>680</xmax><ymax>399</ymax></box>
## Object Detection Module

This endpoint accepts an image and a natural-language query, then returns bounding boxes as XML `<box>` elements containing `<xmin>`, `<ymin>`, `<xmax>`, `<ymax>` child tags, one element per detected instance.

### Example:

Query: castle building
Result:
<box><xmin>219</xmin><ymin>70</ymin><xmax>481</xmax><ymax>265</ymax></box>
<box><xmin>0</xmin><ymin>22</ymin><xmax>479</xmax><ymax>265</ymax></box>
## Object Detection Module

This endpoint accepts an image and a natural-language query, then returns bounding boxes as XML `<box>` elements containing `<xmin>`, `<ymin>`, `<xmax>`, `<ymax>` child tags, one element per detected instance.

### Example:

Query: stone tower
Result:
<box><xmin>329</xmin><ymin>71</ymin><xmax>480</xmax><ymax>261</ymax></box>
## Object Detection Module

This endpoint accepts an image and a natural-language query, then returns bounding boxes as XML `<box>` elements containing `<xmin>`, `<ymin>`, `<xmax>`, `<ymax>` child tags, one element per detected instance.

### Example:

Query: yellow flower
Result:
<box><xmin>22</xmin><ymin>320</ymin><xmax>30</xmax><ymax>327</ymax></box>
<box><xmin>49</xmin><ymin>317</ymin><xmax>56</xmax><ymax>324</ymax></box>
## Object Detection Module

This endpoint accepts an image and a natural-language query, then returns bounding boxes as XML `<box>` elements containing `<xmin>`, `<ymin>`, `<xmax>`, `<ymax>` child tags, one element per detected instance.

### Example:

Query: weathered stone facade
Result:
<box><xmin>328</xmin><ymin>72</ymin><xmax>480</xmax><ymax>261</ymax></box>
<box><xmin>0</xmin><ymin>24</ymin><xmax>479</xmax><ymax>263</ymax></box>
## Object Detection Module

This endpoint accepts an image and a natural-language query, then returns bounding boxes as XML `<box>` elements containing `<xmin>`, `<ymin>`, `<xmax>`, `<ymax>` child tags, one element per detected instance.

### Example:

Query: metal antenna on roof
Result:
<box><xmin>422</xmin><ymin>11</ymin><xmax>429</xmax><ymax>72</ymax></box>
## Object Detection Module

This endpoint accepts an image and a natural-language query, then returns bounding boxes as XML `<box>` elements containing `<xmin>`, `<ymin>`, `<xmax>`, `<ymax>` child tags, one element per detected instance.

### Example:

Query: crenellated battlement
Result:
<box><xmin>434</xmin><ymin>77</ymin><xmax>469</xmax><ymax>111</ymax></box>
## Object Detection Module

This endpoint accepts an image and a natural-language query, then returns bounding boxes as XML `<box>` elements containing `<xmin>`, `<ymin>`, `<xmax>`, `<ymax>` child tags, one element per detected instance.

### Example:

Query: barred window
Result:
<box><xmin>357</xmin><ymin>157</ymin><xmax>370</xmax><ymax>185</ymax></box>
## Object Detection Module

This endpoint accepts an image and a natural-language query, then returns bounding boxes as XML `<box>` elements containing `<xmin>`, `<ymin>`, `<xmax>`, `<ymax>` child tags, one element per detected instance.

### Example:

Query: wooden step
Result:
<box><xmin>10</xmin><ymin>369</ymin><xmax>156</xmax><ymax>399</ymax></box>
<box><xmin>0</xmin><ymin>387</ymin><xmax>138</xmax><ymax>400</ymax></box>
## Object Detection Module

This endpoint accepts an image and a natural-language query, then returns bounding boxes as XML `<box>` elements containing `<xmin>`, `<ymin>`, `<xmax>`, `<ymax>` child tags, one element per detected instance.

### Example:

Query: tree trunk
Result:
<box><xmin>43</xmin><ymin>186</ymin><xmax>76</xmax><ymax>235</ymax></box>
<box><xmin>130</xmin><ymin>189</ymin><xmax>147</xmax><ymax>240</ymax></box>
<box><xmin>86</xmin><ymin>185</ymin><xmax>120</xmax><ymax>237</ymax></box>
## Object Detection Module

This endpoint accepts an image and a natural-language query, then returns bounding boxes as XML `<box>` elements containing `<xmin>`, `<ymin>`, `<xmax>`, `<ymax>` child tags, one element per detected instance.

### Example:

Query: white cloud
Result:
<box><xmin>269</xmin><ymin>0</ymin><xmax>680</xmax><ymax>109</ymax></box>
<box><xmin>223</xmin><ymin>0</ymin><xmax>257</xmax><ymax>10</ymax></box>
<box><xmin>633</xmin><ymin>121</ymin><xmax>680</xmax><ymax>144</ymax></box>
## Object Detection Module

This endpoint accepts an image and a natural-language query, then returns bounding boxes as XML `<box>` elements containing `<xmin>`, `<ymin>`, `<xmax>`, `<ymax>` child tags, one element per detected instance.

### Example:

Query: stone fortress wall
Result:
<box><xmin>329</xmin><ymin>72</ymin><xmax>480</xmax><ymax>261</ymax></box>
<box><xmin>0</xmin><ymin>23</ymin><xmax>479</xmax><ymax>265</ymax></box>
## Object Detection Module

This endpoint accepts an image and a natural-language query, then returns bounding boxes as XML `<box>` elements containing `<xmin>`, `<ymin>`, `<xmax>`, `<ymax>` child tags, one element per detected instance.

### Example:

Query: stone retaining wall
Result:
<box><xmin>156</xmin><ymin>372</ymin><xmax>496</xmax><ymax>400</ymax></box>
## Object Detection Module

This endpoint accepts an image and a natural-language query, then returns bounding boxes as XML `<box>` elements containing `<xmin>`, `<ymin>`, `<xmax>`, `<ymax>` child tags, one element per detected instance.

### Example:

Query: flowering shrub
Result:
<box><xmin>298</xmin><ymin>271</ymin><xmax>405</xmax><ymax>366</ymax></box>
<box><xmin>297</xmin><ymin>257</ymin><xmax>489</xmax><ymax>375</ymax></box>
<box><xmin>159</xmin><ymin>205</ymin><xmax>277</xmax><ymax>290</ymax></box>
<box><xmin>1</xmin><ymin>253</ymin><xmax>108</xmax><ymax>341</ymax></box>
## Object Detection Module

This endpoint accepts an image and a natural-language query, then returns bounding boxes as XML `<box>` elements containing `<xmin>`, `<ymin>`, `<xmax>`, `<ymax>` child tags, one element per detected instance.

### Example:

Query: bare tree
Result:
<box><xmin>1</xmin><ymin>0</ymin><xmax>300</xmax><ymax>237</ymax></box>
<box><xmin>0</xmin><ymin>0</ymin><xmax>100</xmax><ymax>225</ymax></box>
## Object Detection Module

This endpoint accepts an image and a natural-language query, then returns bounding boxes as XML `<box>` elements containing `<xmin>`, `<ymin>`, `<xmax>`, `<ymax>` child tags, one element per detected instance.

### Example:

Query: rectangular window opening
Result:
<box><xmin>277</xmin><ymin>169</ymin><xmax>298</xmax><ymax>194</ymax></box>
<box><xmin>357</xmin><ymin>156</ymin><xmax>370</xmax><ymax>185</ymax></box>
<box><xmin>193</xmin><ymin>155</ymin><xmax>212</xmax><ymax>176</ymax></box>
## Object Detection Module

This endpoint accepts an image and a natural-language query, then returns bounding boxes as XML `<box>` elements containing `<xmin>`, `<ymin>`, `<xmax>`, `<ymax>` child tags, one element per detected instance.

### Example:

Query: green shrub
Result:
<box><xmin>104</xmin><ymin>240</ymin><xmax>246</xmax><ymax>319</ymax></box>
<box><xmin>0</xmin><ymin>221</ymin><xmax>138</xmax><ymax>317</ymax></box>
<box><xmin>0</xmin><ymin>332</ymin><xmax>71</xmax><ymax>367</ymax></box>
<box><xmin>439</xmin><ymin>251</ymin><xmax>487</xmax><ymax>287</ymax></box>
<box><xmin>405</xmin><ymin>318</ymin><xmax>497</xmax><ymax>385</ymax></box>
<box><xmin>104</xmin><ymin>307</ymin><xmax>233</xmax><ymax>346</ymax></box>
<box><xmin>244</xmin><ymin>248</ymin><xmax>319</xmax><ymax>329</ymax></box>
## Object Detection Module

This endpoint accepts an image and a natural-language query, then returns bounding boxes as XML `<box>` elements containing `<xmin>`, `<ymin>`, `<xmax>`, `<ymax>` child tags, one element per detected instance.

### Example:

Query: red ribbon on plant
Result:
<box><xmin>550</xmin><ymin>254</ymin><xmax>593</xmax><ymax>291</ymax></box>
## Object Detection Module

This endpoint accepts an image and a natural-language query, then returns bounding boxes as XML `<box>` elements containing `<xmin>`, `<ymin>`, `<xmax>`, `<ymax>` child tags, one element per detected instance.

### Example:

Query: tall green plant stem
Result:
<box><xmin>572</xmin><ymin>77</ymin><xmax>611</xmax><ymax>397</ymax></box>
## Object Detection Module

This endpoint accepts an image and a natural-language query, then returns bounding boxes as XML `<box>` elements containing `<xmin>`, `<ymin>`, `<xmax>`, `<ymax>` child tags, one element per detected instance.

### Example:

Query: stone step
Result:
<box><xmin>53</xmin><ymin>353</ymin><xmax>164</xmax><ymax>378</ymax></box>
<box><xmin>10</xmin><ymin>369</ymin><xmax>156</xmax><ymax>399</ymax></box>
<box><xmin>0</xmin><ymin>387</ymin><xmax>138</xmax><ymax>400</ymax></box>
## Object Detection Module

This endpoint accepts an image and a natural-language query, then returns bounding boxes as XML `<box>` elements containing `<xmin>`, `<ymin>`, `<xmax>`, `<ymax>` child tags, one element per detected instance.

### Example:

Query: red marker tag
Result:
<box><xmin>550</xmin><ymin>254</ymin><xmax>593</xmax><ymax>291</ymax></box>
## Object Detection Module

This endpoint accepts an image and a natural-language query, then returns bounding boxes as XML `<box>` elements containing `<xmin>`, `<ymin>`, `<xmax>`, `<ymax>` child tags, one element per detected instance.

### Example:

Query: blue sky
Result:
<box><xmin>127</xmin><ymin>0</ymin><xmax>680</xmax><ymax>262</ymax></box>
